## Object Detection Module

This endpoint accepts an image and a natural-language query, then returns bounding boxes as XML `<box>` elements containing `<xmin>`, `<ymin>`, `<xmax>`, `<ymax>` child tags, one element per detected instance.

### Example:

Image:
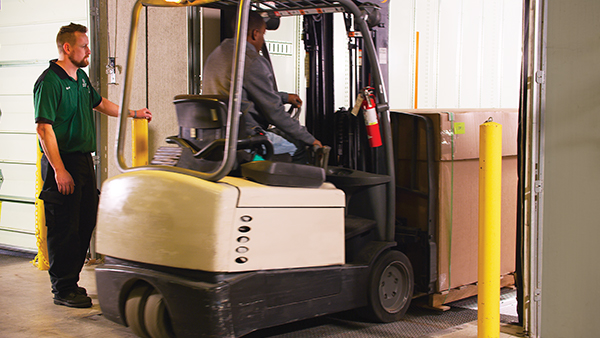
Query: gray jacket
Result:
<box><xmin>203</xmin><ymin>38</ymin><xmax>316</xmax><ymax>145</ymax></box>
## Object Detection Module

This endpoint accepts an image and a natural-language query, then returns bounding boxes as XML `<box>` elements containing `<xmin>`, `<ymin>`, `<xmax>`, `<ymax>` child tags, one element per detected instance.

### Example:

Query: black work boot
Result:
<box><xmin>54</xmin><ymin>292</ymin><xmax>92</xmax><ymax>308</ymax></box>
<box><xmin>76</xmin><ymin>286</ymin><xmax>87</xmax><ymax>296</ymax></box>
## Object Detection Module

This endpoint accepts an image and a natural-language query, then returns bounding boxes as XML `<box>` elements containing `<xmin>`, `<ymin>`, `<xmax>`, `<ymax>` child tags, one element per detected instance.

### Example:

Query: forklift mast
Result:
<box><xmin>217</xmin><ymin>0</ymin><xmax>391</xmax><ymax>176</ymax></box>
<box><xmin>303</xmin><ymin>0</ymin><xmax>389</xmax><ymax>174</ymax></box>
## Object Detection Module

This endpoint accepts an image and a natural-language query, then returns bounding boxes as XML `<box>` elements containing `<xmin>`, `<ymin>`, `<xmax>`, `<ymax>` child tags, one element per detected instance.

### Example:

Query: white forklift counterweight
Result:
<box><xmin>97</xmin><ymin>172</ymin><xmax>345</xmax><ymax>272</ymax></box>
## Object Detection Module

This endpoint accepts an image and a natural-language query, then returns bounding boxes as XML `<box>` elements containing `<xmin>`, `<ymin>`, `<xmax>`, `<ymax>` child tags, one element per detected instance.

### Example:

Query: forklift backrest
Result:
<box><xmin>173</xmin><ymin>95</ymin><xmax>229</xmax><ymax>151</ymax></box>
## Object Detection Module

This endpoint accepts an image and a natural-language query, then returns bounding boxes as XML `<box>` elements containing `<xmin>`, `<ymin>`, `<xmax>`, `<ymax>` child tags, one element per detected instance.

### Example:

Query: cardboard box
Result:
<box><xmin>437</xmin><ymin>158</ymin><xmax>517</xmax><ymax>290</ymax></box>
<box><xmin>392</xmin><ymin>109</ymin><xmax>518</xmax><ymax>292</ymax></box>
<box><xmin>392</xmin><ymin>109</ymin><xmax>518</xmax><ymax>161</ymax></box>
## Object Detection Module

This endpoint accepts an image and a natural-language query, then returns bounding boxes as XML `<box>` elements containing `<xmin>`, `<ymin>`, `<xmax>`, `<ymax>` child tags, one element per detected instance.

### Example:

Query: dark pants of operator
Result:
<box><xmin>40</xmin><ymin>152</ymin><xmax>98</xmax><ymax>296</ymax></box>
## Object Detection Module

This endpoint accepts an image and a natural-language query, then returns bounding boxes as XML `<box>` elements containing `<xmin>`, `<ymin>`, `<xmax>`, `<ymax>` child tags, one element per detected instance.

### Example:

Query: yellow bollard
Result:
<box><xmin>32</xmin><ymin>147</ymin><xmax>49</xmax><ymax>270</ymax></box>
<box><xmin>478</xmin><ymin>118</ymin><xmax>502</xmax><ymax>338</ymax></box>
<box><xmin>132</xmin><ymin>118</ymin><xmax>149</xmax><ymax>167</ymax></box>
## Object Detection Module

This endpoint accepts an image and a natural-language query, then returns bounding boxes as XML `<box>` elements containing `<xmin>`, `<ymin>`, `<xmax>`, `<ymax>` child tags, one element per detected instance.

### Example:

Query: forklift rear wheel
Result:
<box><xmin>144</xmin><ymin>291</ymin><xmax>175</xmax><ymax>338</ymax></box>
<box><xmin>125</xmin><ymin>283</ymin><xmax>154</xmax><ymax>338</ymax></box>
<box><xmin>366</xmin><ymin>250</ymin><xmax>414</xmax><ymax>322</ymax></box>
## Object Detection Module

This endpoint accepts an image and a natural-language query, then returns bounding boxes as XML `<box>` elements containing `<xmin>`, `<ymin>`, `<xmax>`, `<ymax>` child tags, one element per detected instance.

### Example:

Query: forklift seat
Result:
<box><xmin>152</xmin><ymin>95</ymin><xmax>274</xmax><ymax>172</ymax></box>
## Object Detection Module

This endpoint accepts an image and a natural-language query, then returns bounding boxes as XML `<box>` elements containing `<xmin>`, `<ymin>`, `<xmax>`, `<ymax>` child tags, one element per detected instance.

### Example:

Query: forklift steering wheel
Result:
<box><xmin>287</xmin><ymin>105</ymin><xmax>301</xmax><ymax>120</ymax></box>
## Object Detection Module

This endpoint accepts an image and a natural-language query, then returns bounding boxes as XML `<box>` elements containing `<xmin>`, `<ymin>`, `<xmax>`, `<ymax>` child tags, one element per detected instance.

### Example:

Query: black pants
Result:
<box><xmin>40</xmin><ymin>153</ymin><xmax>98</xmax><ymax>296</ymax></box>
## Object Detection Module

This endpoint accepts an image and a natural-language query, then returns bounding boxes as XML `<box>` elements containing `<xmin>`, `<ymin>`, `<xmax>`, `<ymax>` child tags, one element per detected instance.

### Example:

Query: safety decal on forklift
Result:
<box><xmin>454</xmin><ymin>122</ymin><xmax>466</xmax><ymax>135</ymax></box>
<box><xmin>351</xmin><ymin>94</ymin><xmax>364</xmax><ymax>116</ymax></box>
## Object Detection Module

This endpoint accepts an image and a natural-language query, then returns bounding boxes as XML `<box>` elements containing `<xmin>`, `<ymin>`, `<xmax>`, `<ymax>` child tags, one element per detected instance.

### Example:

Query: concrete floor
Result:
<box><xmin>0</xmin><ymin>253</ymin><xmax>523</xmax><ymax>338</ymax></box>
<box><xmin>0</xmin><ymin>254</ymin><xmax>136</xmax><ymax>338</ymax></box>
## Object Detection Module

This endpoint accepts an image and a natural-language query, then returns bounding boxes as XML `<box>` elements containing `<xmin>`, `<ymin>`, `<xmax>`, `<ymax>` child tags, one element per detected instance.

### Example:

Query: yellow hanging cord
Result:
<box><xmin>31</xmin><ymin>147</ymin><xmax>49</xmax><ymax>270</ymax></box>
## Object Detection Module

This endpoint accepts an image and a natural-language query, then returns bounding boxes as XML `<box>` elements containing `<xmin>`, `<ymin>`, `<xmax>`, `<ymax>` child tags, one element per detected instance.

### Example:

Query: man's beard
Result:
<box><xmin>70</xmin><ymin>55</ymin><xmax>89</xmax><ymax>68</ymax></box>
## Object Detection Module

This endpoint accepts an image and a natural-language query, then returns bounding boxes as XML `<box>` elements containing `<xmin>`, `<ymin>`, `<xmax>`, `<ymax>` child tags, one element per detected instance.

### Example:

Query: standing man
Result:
<box><xmin>34</xmin><ymin>23</ymin><xmax>152</xmax><ymax>308</ymax></box>
<box><xmin>203</xmin><ymin>11</ymin><xmax>322</xmax><ymax>163</ymax></box>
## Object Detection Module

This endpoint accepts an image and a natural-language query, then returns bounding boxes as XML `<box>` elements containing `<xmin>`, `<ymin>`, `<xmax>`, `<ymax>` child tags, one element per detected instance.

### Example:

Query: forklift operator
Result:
<box><xmin>203</xmin><ymin>11</ymin><xmax>322</xmax><ymax>163</ymax></box>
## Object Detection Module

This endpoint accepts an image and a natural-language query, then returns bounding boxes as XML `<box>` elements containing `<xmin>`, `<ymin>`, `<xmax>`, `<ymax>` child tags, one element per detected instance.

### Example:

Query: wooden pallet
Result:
<box><xmin>414</xmin><ymin>273</ymin><xmax>516</xmax><ymax>311</ymax></box>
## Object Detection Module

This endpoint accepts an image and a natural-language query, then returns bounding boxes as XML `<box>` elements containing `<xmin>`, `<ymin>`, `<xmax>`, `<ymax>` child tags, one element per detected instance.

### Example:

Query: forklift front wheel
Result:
<box><xmin>366</xmin><ymin>250</ymin><xmax>414</xmax><ymax>322</ymax></box>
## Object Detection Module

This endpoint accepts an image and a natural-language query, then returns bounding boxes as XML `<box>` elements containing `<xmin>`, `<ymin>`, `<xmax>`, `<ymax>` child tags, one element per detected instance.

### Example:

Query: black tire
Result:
<box><xmin>144</xmin><ymin>292</ymin><xmax>175</xmax><ymax>338</ymax></box>
<box><xmin>366</xmin><ymin>250</ymin><xmax>414</xmax><ymax>322</ymax></box>
<box><xmin>125</xmin><ymin>284</ymin><xmax>154</xmax><ymax>338</ymax></box>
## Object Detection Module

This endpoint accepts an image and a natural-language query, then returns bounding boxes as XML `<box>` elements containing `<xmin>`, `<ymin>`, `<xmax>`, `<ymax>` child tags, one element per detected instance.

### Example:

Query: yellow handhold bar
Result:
<box><xmin>132</xmin><ymin>118</ymin><xmax>149</xmax><ymax>167</ymax></box>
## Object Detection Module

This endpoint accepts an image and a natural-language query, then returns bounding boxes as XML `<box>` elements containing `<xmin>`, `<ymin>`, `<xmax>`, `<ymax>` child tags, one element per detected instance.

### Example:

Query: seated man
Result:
<box><xmin>202</xmin><ymin>11</ymin><xmax>322</xmax><ymax>163</ymax></box>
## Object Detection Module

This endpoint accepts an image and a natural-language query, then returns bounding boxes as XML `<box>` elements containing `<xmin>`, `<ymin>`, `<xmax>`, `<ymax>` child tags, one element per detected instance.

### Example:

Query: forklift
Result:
<box><xmin>95</xmin><ymin>0</ymin><xmax>431</xmax><ymax>337</ymax></box>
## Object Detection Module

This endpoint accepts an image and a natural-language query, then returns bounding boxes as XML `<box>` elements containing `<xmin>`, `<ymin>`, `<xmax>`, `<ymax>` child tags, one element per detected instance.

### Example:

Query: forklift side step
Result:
<box><xmin>345</xmin><ymin>214</ymin><xmax>376</xmax><ymax>240</ymax></box>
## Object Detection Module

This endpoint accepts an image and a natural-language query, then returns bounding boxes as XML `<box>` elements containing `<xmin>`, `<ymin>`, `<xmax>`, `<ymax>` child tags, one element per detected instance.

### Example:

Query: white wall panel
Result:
<box><xmin>436</xmin><ymin>0</ymin><xmax>462</xmax><ymax>108</ymax></box>
<box><xmin>333</xmin><ymin>13</ymin><xmax>350</xmax><ymax>110</ymax></box>
<box><xmin>0</xmin><ymin>134</ymin><xmax>37</xmax><ymax>163</ymax></box>
<box><xmin>0</xmin><ymin>203</ymin><xmax>36</xmax><ymax>232</ymax></box>
<box><xmin>479</xmin><ymin>0</ymin><xmax>504</xmax><ymax>108</ymax></box>
<box><xmin>388</xmin><ymin>0</ymin><xmax>416</xmax><ymax>109</ymax></box>
<box><xmin>0</xmin><ymin>0</ymin><xmax>88</xmax><ymax>251</ymax></box>
<box><xmin>415</xmin><ymin>0</ymin><xmax>441</xmax><ymax>108</ymax></box>
<box><xmin>0</xmin><ymin>0</ymin><xmax>87</xmax><ymax>27</ymax></box>
<box><xmin>0</xmin><ymin>230</ymin><xmax>37</xmax><ymax>251</ymax></box>
<box><xmin>0</xmin><ymin>97</ymin><xmax>35</xmax><ymax>132</ymax></box>
<box><xmin>266</xmin><ymin>16</ymin><xmax>301</xmax><ymax>95</ymax></box>
<box><xmin>0</xmin><ymin>66</ymin><xmax>48</xmax><ymax>95</ymax></box>
<box><xmin>388</xmin><ymin>0</ymin><xmax>522</xmax><ymax>110</ymax></box>
<box><xmin>458</xmin><ymin>0</ymin><xmax>483</xmax><ymax>108</ymax></box>
<box><xmin>0</xmin><ymin>21</ymin><xmax>84</xmax><ymax>62</ymax></box>
<box><xmin>500</xmin><ymin>0</ymin><xmax>522</xmax><ymax>108</ymax></box>
<box><xmin>0</xmin><ymin>163</ymin><xmax>36</xmax><ymax>198</ymax></box>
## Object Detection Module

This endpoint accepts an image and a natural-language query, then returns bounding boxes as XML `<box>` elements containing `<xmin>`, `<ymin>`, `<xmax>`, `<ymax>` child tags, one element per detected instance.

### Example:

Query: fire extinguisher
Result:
<box><xmin>361</xmin><ymin>87</ymin><xmax>382</xmax><ymax>148</ymax></box>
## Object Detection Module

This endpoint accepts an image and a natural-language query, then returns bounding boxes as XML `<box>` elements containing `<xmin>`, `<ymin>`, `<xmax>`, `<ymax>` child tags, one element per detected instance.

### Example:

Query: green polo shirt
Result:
<box><xmin>34</xmin><ymin>60</ymin><xmax>102</xmax><ymax>153</ymax></box>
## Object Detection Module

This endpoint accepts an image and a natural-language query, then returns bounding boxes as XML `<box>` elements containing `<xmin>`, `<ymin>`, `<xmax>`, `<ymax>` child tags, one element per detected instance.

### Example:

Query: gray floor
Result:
<box><xmin>0</xmin><ymin>253</ymin><xmax>136</xmax><ymax>338</ymax></box>
<box><xmin>0</xmin><ymin>252</ymin><xmax>520</xmax><ymax>338</ymax></box>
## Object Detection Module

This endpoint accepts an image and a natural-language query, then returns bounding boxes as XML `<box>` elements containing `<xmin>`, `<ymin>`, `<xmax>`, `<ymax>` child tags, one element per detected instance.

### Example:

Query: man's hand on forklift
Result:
<box><xmin>131</xmin><ymin>108</ymin><xmax>153</xmax><ymax>122</ymax></box>
<box><xmin>287</xmin><ymin>94</ymin><xmax>303</xmax><ymax>108</ymax></box>
<box><xmin>312</xmin><ymin>139</ymin><xmax>323</xmax><ymax>148</ymax></box>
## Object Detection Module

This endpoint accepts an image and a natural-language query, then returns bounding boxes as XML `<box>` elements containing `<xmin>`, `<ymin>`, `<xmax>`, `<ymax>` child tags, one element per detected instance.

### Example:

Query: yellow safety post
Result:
<box><xmin>478</xmin><ymin>118</ymin><xmax>502</xmax><ymax>338</ymax></box>
<box><xmin>132</xmin><ymin>118</ymin><xmax>149</xmax><ymax>167</ymax></box>
<box><xmin>32</xmin><ymin>147</ymin><xmax>49</xmax><ymax>270</ymax></box>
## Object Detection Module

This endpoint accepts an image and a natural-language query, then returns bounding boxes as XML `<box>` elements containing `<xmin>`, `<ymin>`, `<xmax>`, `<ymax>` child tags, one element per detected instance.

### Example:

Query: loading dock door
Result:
<box><xmin>0</xmin><ymin>0</ymin><xmax>89</xmax><ymax>251</ymax></box>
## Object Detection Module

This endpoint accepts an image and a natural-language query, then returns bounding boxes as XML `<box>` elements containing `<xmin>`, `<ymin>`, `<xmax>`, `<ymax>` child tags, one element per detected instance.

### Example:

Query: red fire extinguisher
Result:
<box><xmin>361</xmin><ymin>87</ymin><xmax>382</xmax><ymax>148</ymax></box>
